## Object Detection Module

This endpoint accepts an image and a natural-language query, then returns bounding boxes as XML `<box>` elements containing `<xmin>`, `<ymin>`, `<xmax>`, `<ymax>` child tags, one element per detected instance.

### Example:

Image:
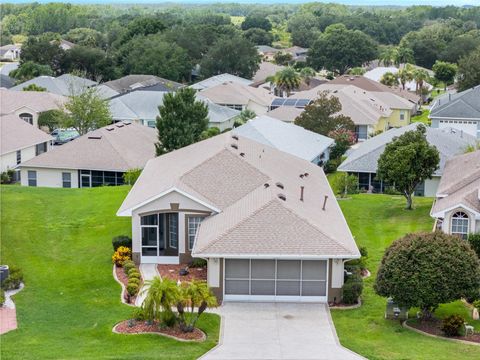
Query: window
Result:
<box><xmin>19</xmin><ymin>113</ymin><xmax>33</xmax><ymax>125</ymax></box>
<box><xmin>141</xmin><ymin>214</ymin><xmax>158</xmax><ymax>256</ymax></box>
<box><xmin>62</xmin><ymin>172</ymin><xmax>71</xmax><ymax>188</ymax></box>
<box><xmin>188</xmin><ymin>216</ymin><xmax>204</xmax><ymax>250</ymax></box>
<box><xmin>16</xmin><ymin>150</ymin><xmax>21</xmax><ymax>165</ymax></box>
<box><xmin>78</xmin><ymin>170</ymin><xmax>124</xmax><ymax>187</ymax></box>
<box><xmin>28</xmin><ymin>170</ymin><xmax>37</xmax><ymax>187</ymax></box>
<box><xmin>35</xmin><ymin>142</ymin><xmax>47</xmax><ymax>156</ymax></box>
<box><xmin>451</xmin><ymin>212</ymin><xmax>469</xmax><ymax>239</ymax></box>
<box><xmin>400</xmin><ymin>110</ymin><xmax>405</xmax><ymax>121</ymax></box>
<box><xmin>168</xmin><ymin>213</ymin><xmax>178</xmax><ymax>249</ymax></box>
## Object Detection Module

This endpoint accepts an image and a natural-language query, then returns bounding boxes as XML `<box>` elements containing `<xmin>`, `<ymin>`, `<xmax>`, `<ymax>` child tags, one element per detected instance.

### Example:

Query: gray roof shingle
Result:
<box><xmin>430</xmin><ymin>86</ymin><xmax>480</xmax><ymax>119</ymax></box>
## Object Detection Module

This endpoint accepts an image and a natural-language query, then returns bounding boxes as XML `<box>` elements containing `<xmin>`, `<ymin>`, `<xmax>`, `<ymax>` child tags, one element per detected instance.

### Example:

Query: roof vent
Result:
<box><xmin>304</xmin><ymin>172</ymin><xmax>309</xmax><ymax>178</ymax></box>
<box><xmin>276</xmin><ymin>182</ymin><xmax>284</xmax><ymax>189</ymax></box>
<box><xmin>123</xmin><ymin>121</ymin><xmax>132</xmax><ymax>125</ymax></box>
<box><xmin>232</xmin><ymin>135</ymin><xmax>239</xmax><ymax>141</ymax></box>
<box><xmin>106</xmin><ymin>126</ymin><xmax>115</xmax><ymax>131</ymax></box>
<box><xmin>116</xmin><ymin>123</ymin><xmax>124</xmax><ymax>128</ymax></box>
<box><xmin>240</xmin><ymin>152</ymin><xmax>245</xmax><ymax>157</ymax></box>
<box><xmin>322</xmin><ymin>195</ymin><xmax>328</xmax><ymax>210</ymax></box>
<box><xmin>278</xmin><ymin>194</ymin><xmax>286</xmax><ymax>201</ymax></box>
<box><xmin>264</xmin><ymin>183</ymin><xmax>270</xmax><ymax>188</ymax></box>
<box><xmin>88</xmin><ymin>135</ymin><xmax>102</xmax><ymax>139</ymax></box>
<box><xmin>231</xmin><ymin>144</ymin><xmax>238</xmax><ymax>150</ymax></box>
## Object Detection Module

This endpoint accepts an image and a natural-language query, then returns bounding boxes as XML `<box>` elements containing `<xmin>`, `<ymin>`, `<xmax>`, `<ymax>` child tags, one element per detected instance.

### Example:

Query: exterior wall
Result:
<box><xmin>374</xmin><ymin>109</ymin><xmax>411</xmax><ymax>133</ymax></box>
<box><xmin>424</xmin><ymin>177</ymin><xmax>441</xmax><ymax>197</ymax></box>
<box><xmin>207</xmin><ymin>257</ymin><xmax>223</xmax><ymax>302</ymax></box>
<box><xmin>20</xmin><ymin>167</ymin><xmax>79</xmax><ymax>188</ymax></box>
<box><xmin>247</xmin><ymin>101</ymin><xmax>269</xmax><ymax>116</ymax></box>
<box><xmin>431</xmin><ymin>117</ymin><xmax>480</xmax><ymax>138</ymax></box>
<box><xmin>328</xmin><ymin>259</ymin><xmax>343</xmax><ymax>303</ymax></box>
<box><xmin>12</xmin><ymin>108</ymin><xmax>40</xmax><ymax>128</ymax></box>
<box><xmin>311</xmin><ymin>148</ymin><xmax>330</xmax><ymax>166</ymax></box>
<box><xmin>441</xmin><ymin>207</ymin><xmax>479</xmax><ymax>235</ymax></box>
<box><xmin>1</xmin><ymin>143</ymin><xmax>50</xmax><ymax>173</ymax></box>
<box><xmin>209</xmin><ymin>117</ymin><xmax>236</xmax><ymax>132</ymax></box>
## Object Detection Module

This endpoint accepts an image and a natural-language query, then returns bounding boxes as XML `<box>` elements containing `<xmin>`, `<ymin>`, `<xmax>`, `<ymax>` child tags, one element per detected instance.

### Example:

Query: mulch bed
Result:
<box><xmin>114</xmin><ymin>319</ymin><xmax>206</xmax><ymax>341</ymax></box>
<box><xmin>407</xmin><ymin>318</ymin><xmax>480</xmax><ymax>344</ymax></box>
<box><xmin>115</xmin><ymin>265</ymin><xmax>143</xmax><ymax>304</ymax></box>
<box><xmin>157</xmin><ymin>264</ymin><xmax>207</xmax><ymax>283</ymax></box>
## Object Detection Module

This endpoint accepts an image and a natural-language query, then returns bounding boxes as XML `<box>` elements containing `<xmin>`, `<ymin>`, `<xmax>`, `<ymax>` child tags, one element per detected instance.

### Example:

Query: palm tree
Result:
<box><xmin>397</xmin><ymin>64</ymin><xmax>414</xmax><ymax>90</ymax></box>
<box><xmin>142</xmin><ymin>277</ymin><xmax>180</xmax><ymax>325</ymax></box>
<box><xmin>379</xmin><ymin>46</ymin><xmax>398</xmax><ymax>66</ymax></box>
<box><xmin>177</xmin><ymin>280</ymin><xmax>218</xmax><ymax>333</ymax></box>
<box><xmin>267</xmin><ymin>67</ymin><xmax>302</xmax><ymax>97</ymax></box>
<box><xmin>299</xmin><ymin>67</ymin><xmax>316</xmax><ymax>86</ymax></box>
<box><xmin>380</xmin><ymin>72</ymin><xmax>398</xmax><ymax>87</ymax></box>
<box><xmin>412</xmin><ymin>68</ymin><xmax>429</xmax><ymax>105</ymax></box>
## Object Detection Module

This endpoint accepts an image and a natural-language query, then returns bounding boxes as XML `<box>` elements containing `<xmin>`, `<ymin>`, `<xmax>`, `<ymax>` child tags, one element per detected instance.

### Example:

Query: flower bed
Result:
<box><xmin>113</xmin><ymin>319</ymin><xmax>206</xmax><ymax>342</ymax></box>
<box><xmin>157</xmin><ymin>264</ymin><xmax>207</xmax><ymax>282</ymax></box>
<box><xmin>115</xmin><ymin>265</ymin><xmax>142</xmax><ymax>304</ymax></box>
<box><xmin>406</xmin><ymin>318</ymin><xmax>480</xmax><ymax>344</ymax></box>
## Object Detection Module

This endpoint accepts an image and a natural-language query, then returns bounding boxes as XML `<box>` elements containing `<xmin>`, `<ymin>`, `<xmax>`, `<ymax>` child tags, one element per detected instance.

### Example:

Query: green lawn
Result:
<box><xmin>333</xmin><ymin>194</ymin><xmax>480</xmax><ymax>359</ymax></box>
<box><xmin>0</xmin><ymin>186</ymin><xmax>220</xmax><ymax>360</ymax></box>
<box><xmin>411</xmin><ymin>109</ymin><xmax>430</xmax><ymax>125</ymax></box>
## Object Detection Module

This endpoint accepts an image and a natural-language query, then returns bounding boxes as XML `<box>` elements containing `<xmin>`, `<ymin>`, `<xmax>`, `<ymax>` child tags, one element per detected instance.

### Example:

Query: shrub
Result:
<box><xmin>2</xmin><ymin>266</ymin><xmax>23</xmax><ymax>290</ymax></box>
<box><xmin>0</xmin><ymin>169</ymin><xmax>16</xmax><ymax>184</ymax></box>
<box><xmin>342</xmin><ymin>273</ymin><xmax>363</xmax><ymax>304</ymax></box>
<box><xmin>128</xmin><ymin>268</ymin><xmax>139</xmax><ymax>277</ymax></box>
<box><xmin>468</xmin><ymin>234</ymin><xmax>480</xmax><ymax>259</ymax></box>
<box><xmin>0</xmin><ymin>288</ymin><xmax>5</xmax><ymax>306</ymax></box>
<box><xmin>132</xmin><ymin>307</ymin><xmax>146</xmax><ymax>321</ymax></box>
<box><xmin>473</xmin><ymin>300</ymin><xmax>480</xmax><ymax>309</ymax></box>
<box><xmin>441</xmin><ymin>314</ymin><xmax>464</xmax><ymax>337</ymax></box>
<box><xmin>123</xmin><ymin>260</ymin><xmax>135</xmax><ymax>275</ymax></box>
<box><xmin>160</xmin><ymin>310</ymin><xmax>177</xmax><ymax>328</ymax></box>
<box><xmin>128</xmin><ymin>271</ymin><xmax>141</xmax><ymax>280</ymax></box>
<box><xmin>128</xmin><ymin>278</ymin><xmax>140</xmax><ymax>287</ymax></box>
<box><xmin>112</xmin><ymin>246</ymin><xmax>131</xmax><ymax>266</ymax></box>
<box><xmin>324</xmin><ymin>158</ymin><xmax>341</xmax><ymax>174</ymax></box>
<box><xmin>127</xmin><ymin>283</ymin><xmax>139</xmax><ymax>296</ymax></box>
<box><xmin>333</xmin><ymin>174</ymin><xmax>358</xmax><ymax>197</ymax></box>
<box><xmin>112</xmin><ymin>235</ymin><xmax>132</xmax><ymax>251</ymax></box>
<box><xmin>190</xmin><ymin>258</ymin><xmax>207</xmax><ymax>268</ymax></box>
<box><xmin>123</xmin><ymin>169</ymin><xmax>142</xmax><ymax>185</ymax></box>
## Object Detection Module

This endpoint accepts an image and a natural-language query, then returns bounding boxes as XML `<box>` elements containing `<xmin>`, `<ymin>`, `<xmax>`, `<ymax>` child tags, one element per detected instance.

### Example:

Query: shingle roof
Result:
<box><xmin>256</xmin><ymin>45</ymin><xmax>280</xmax><ymax>54</ymax></box>
<box><xmin>252</xmin><ymin>62</ymin><xmax>285</xmax><ymax>84</ymax></box>
<box><xmin>0</xmin><ymin>89</ymin><xmax>67</xmax><ymax>115</ymax></box>
<box><xmin>19</xmin><ymin>122</ymin><xmax>157</xmax><ymax>172</ymax></box>
<box><xmin>1</xmin><ymin>114</ymin><xmax>53</xmax><ymax>156</ymax></box>
<box><xmin>118</xmin><ymin>133</ymin><xmax>360</xmax><ymax>258</ymax></box>
<box><xmin>100</xmin><ymin>75</ymin><xmax>183</xmax><ymax>94</ymax></box>
<box><xmin>10</xmin><ymin>74</ymin><xmax>97</xmax><ymax>96</ymax></box>
<box><xmin>233</xmin><ymin>115</ymin><xmax>334</xmax><ymax>162</ymax></box>
<box><xmin>199</xmin><ymin>81</ymin><xmax>275</xmax><ymax>107</ymax></box>
<box><xmin>338</xmin><ymin>123</ymin><xmax>477</xmax><ymax>175</ymax></box>
<box><xmin>430</xmin><ymin>86</ymin><xmax>480</xmax><ymax>119</ymax></box>
<box><xmin>191</xmin><ymin>73</ymin><xmax>253</xmax><ymax>91</ymax></box>
<box><xmin>0</xmin><ymin>74</ymin><xmax>15</xmax><ymax>89</ymax></box>
<box><xmin>364</xmin><ymin>67</ymin><xmax>432</xmax><ymax>92</ymax></box>
<box><xmin>431</xmin><ymin>150</ymin><xmax>480</xmax><ymax>216</ymax></box>
<box><xmin>267</xmin><ymin>106</ymin><xmax>304</xmax><ymax>122</ymax></box>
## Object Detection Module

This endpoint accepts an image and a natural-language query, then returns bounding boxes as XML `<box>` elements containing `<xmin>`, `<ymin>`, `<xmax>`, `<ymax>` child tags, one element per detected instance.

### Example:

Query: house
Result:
<box><xmin>0</xmin><ymin>89</ymin><xmax>67</xmax><ymax>127</ymax></box>
<box><xmin>190</xmin><ymin>73</ymin><xmax>253</xmax><ymax>91</ymax></box>
<box><xmin>267</xmin><ymin>106</ymin><xmax>304</xmax><ymax>123</ymax></box>
<box><xmin>109</xmin><ymin>90</ymin><xmax>240</xmax><ymax>131</ymax></box>
<box><xmin>284</xmin><ymin>46</ymin><xmax>308</xmax><ymax>62</ymax></box>
<box><xmin>0</xmin><ymin>44</ymin><xmax>21</xmax><ymax>61</ymax></box>
<box><xmin>364</xmin><ymin>66</ymin><xmax>433</xmax><ymax>93</ymax></box>
<box><xmin>10</xmin><ymin>74</ymin><xmax>97</xmax><ymax>96</ymax></box>
<box><xmin>0</xmin><ymin>74</ymin><xmax>15</xmax><ymax>89</ymax></box>
<box><xmin>18</xmin><ymin>122</ymin><xmax>156</xmax><ymax>188</ymax></box>
<box><xmin>291</xmin><ymin>84</ymin><xmax>415</xmax><ymax>140</ymax></box>
<box><xmin>96</xmin><ymin>74</ymin><xmax>184</xmax><ymax>99</ymax></box>
<box><xmin>233</xmin><ymin>115</ymin><xmax>334</xmax><ymax>165</ymax></box>
<box><xmin>430</xmin><ymin>85</ymin><xmax>480</xmax><ymax>138</ymax></box>
<box><xmin>431</xmin><ymin>150</ymin><xmax>480</xmax><ymax>238</ymax></box>
<box><xmin>117</xmin><ymin>132</ymin><xmax>360</xmax><ymax>303</ymax></box>
<box><xmin>1</xmin><ymin>114</ymin><xmax>53</xmax><ymax>174</ymax></box>
<box><xmin>338</xmin><ymin>123</ymin><xmax>477</xmax><ymax>196</ymax></box>
<box><xmin>52</xmin><ymin>39</ymin><xmax>76</xmax><ymax>50</ymax></box>
<box><xmin>251</xmin><ymin>62</ymin><xmax>285</xmax><ymax>87</ymax></box>
<box><xmin>198</xmin><ymin>81</ymin><xmax>275</xmax><ymax>115</ymax></box>
<box><xmin>256</xmin><ymin>45</ymin><xmax>280</xmax><ymax>61</ymax></box>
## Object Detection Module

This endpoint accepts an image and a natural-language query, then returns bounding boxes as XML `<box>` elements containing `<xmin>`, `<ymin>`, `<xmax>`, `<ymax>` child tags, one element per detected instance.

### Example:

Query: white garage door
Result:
<box><xmin>224</xmin><ymin>259</ymin><xmax>328</xmax><ymax>302</ymax></box>
<box><xmin>438</xmin><ymin>120</ymin><xmax>478</xmax><ymax>137</ymax></box>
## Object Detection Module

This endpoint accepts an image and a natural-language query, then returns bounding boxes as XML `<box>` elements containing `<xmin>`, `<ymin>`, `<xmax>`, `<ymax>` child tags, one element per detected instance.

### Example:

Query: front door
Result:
<box><xmin>80</xmin><ymin>174</ymin><xmax>91</xmax><ymax>188</ymax></box>
<box><xmin>140</xmin><ymin>213</ymin><xmax>179</xmax><ymax>264</ymax></box>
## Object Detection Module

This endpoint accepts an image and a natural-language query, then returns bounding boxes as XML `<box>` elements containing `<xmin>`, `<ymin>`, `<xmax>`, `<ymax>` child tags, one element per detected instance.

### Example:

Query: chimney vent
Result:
<box><xmin>231</xmin><ymin>144</ymin><xmax>238</xmax><ymax>150</ymax></box>
<box><xmin>322</xmin><ymin>195</ymin><xmax>328</xmax><ymax>210</ymax></box>
<box><xmin>300</xmin><ymin>186</ymin><xmax>304</xmax><ymax>201</ymax></box>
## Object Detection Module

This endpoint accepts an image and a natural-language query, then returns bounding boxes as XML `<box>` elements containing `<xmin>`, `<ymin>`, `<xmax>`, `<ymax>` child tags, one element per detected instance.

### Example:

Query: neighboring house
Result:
<box><xmin>18</xmin><ymin>122</ymin><xmax>156</xmax><ymax>188</ymax></box>
<box><xmin>430</xmin><ymin>85</ymin><xmax>480</xmax><ymax>138</ymax></box>
<box><xmin>96</xmin><ymin>74</ymin><xmax>184</xmax><ymax>99</ymax></box>
<box><xmin>190</xmin><ymin>73</ymin><xmax>253</xmax><ymax>91</ymax></box>
<box><xmin>251</xmin><ymin>62</ymin><xmax>285</xmax><ymax>87</ymax></box>
<box><xmin>364</xmin><ymin>66</ymin><xmax>433</xmax><ymax>93</ymax></box>
<box><xmin>291</xmin><ymin>84</ymin><xmax>415</xmax><ymax>140</ymax></box>
<box><xmin>0</xmin><ymin>74</ymin><xmax>15</xmax><ymax>89</ymax></box>
<box><xmin>0</xmin><ymin>44</ymin><xmax>21</xmax><ymax>60</ymax></box>
<box><xmin>256</xmin><ymin>45</ymin><xmax>280</xmax><ymax>61</ymax></box>
<box><xmin>117</xmin><ymin>132</ymin><xmax>360</xmax><ymax>303</ymax></box>
<box><xmin>109</xmin><ymin>90</ymin><xmax>240</xmax><ymax>131</ymax></box>
<box><xmin>1</xmin><ymin>113</ymin><xmax>53</xmax><ymax>174</ymax></box>
<box><xmin>52</xmin><ymin>39</ymin><xmax>76</xmax><ymax>50</ymax></box>
<box><xmin>431</xmin><ymin>150</ymin><xmax>480</xmax><ymax>238</ymax></box>
<box><xmin>338</xmin><ymin>123</ymin><xmax>476</xmax><ymax>196</ymax></box>
<box><xmin>284</xmin><ymin>46</ymin><xmax>308</xmax><ymax>62</ymax></box>
<box><xmin>0</xmin><ymin>89</ymin><xmax>67</xmax><ymax>128</ymax></box>
<box><xmin>198</xmin><ymin>81</ymin><xmax>275</xmax><ymax>115</ymax></box>
<box><xmin>267</xmin><ymin>106</ymin><xmax>304</xmax><ymax>123</ymax></box>
<box><xmin>10</xmin><ymin>74</ymin><xmax>97</xmax><ymax>96</ymax></box>
<box><xmin>233</xmin><ymin>115</ymin><xmax>334</xmax><ymax>165</ymax></box>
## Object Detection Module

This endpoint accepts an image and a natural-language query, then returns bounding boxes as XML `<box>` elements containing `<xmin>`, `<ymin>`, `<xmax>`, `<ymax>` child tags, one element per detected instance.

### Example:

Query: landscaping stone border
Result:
<box><xmin>402</xmin><ymin>320</ymin><xmax>480</xmax><ymax>346</ymax></box>
<box><xmin>330</xmin><ymin>297</ymin><xmax>362</xmax><ymax>310</ymax></box>
<box><xmin>112</xmin><ymin>321</ymin><xmax>207</xmax><ymax>342</ymax></box>
<box><xmin>112</xmin><ymin>265</ymin><xmax>135</xmax><ymax>307</ymax></box>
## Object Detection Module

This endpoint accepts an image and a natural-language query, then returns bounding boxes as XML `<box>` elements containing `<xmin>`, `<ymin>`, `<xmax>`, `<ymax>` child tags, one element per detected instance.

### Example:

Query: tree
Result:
<box><xmin>328</xmin><ymin>128</ymin><xmax>356</xmax><ymax>159</ymax></box>
<box><xmin>22</xmin><ymin>84</ymin><xmax>47</xmax><ymax>92</ymax></box>
<box><xmin>395</xmin><ymin>45</ymin><xmax>415</xmax><ymax>65</ymax></box>
<box><xmin>120</xmin><ymin>16</ymin><xmax>166</xmax><ymax>45</ymax></box>
<box><xmin>200</xmin><ymin>35</ymin><xmax>260</xmax><ymax>79</ymax></box>
<box><xmin>156</xmin><ymin>88</ymin><xmax>209</xmax><ymax>155</ymax></box>
<box><xmin>397</xmin><ymin>65</ymin><xmax>414</xmax><ymax>90</ymax></box>
<box><xmin>299</xmin><ymin>67</ymin><xmax>316</xmax><ymax>85</ymax></box>
<box><xmin>176</xmin><ymin>280</ymin><xmax>217</xmax><ymax>333</ymax></box>
<box><xmin>377</xmin><ymin>124</ymin><xmax>439</xmax><ymax>209</ymax></box>
<box><xmin>295</xmin><ymin>91</ymin><xmax>355</xmax><ymax>136</ymax></box>
<box><xmin>378</xmin><ymin>45</ymin><xmax>398</xmax><ymax>66</ymax></box>
<box><xmin>241</xmin><ymin>15</ymin><xmax>272</xmax><ymax>32</ymax></box>
<box><xmin>64</xmin><ymin>27</ymin><xmax>105</xmax><ymax>48</ymax></box>
<box><xmin>142</xmin><ymin>277</ymin><xmax>179</xmax><ymax>325</ymax></box>
<box><xmin>267</xmin><ymin>67</ymin><xmax>301</xmax><ymax>97</ymax></box>
<box><xmin>238</xmin><ymin>109</ymin><xmax>256</xmax><ymax>123</ymax></box>
<box><xmin>432</xmin><ymin>61</ymin><xmax>457</xmax><ymax>90</ymax></box>
<box><xmin>38</xmin><ymin>109</ymin><xmax>63</xmax><ymax>131</ymax></box>
<box><xmin>347</xmin><ymin>67</ymin><xmax>366</xmax><ymax>76</ymax></box>
<box><xmin>9</xmin><ymin>61</ymin><xmax>53</xmax><ymax>83</ymax></box>
<box><xmin>380</xmin><ymin>72</ymin><xmax>398</xmax><ymax>87</ymax></box>
<box><xmin>20</xmin><ymin>36</ymin><xmax>64</xmax><ymax>74</ymax></box>
<box><xmin>243</xmin><ymin>28</ymin><xmax>273</xmax><ymax>46</ymax></box>
<box><xmin>375</xmin><ymin>231</ymin><xmax>480</xmax><ymax>319</ymax></box>
<box><xmin>61</xmin><ymin>87</ymin><xmax>112</xmax><ymax>135</ymax></box>
<box><xmin>307</xmin><ymin>24</ymin><xmax>378</xmax><ymax>74</ymax></box>
<box><xmin>273</xmin><ymin>51</ymin><xmax>293</xmax><ymax>66</ymax></box>
<box><xmin>61</xmin><ymin>46</ymin><xmax>119</xmax><ymax>81</ymax></box>
<box><xmin>457</xmin><ymin>47</ymin><xmax>480</xmax><ymax>91</ymax></box>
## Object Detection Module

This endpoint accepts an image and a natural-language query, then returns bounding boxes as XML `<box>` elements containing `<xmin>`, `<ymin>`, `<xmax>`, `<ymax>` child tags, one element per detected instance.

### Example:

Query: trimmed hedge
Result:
<box><xmin>342</xmin><ymin>273</ymin><xmax>363</xmax><ymax>305</ymax></box>
<box><xmin>468</xmin><ymin>234</ymin><xmax>480</xmax><ymax>259</ymax></box>
<box><xmin>441</xmin><ymin>314</ymin><xmax>464</xmax><ymax>337</ymax></box>
<box><xmin>112</xmin><ymin>235</ymin><xmax>132</xmax><ymax>251</ymax></box>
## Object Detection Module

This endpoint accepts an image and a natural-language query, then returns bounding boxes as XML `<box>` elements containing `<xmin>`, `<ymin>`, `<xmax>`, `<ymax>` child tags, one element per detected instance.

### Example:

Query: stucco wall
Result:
<box><xmin>374</xmin><ymin>109</ymin><xmax>411</xmax><ymax>133</ymax></box>
<box><xmin>424</xmin><ymin>177</ymin><xmax>441</xmax><ymax>197</ymax></box>
<box><xmin>209</xmin><ymin>117</ymin><xmax>236</xmax><ymax>131</ymax></box>
<box><xmin>20</xmin><ymin>167</ymin><xmax>79</xmax><ymax>188</ymax></box>
<box><xmin>441</xmin><ymin>207</ymin><xmax>478</xmax><ymax>235</ymax></box>
<box><xmin>12</xmin><ymin>107</ymin><xmax>40</xmax><ymax>128</ymax></box>
<box><xmin>1</xmin><ymin>144</ymin><xmax>49</xmax><ymax>173</ymax></box>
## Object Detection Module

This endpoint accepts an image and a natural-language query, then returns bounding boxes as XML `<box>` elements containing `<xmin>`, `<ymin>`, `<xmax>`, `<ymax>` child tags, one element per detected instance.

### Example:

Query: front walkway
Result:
<box><xmin>0</xmin><ymin>284</ymin><xmax>24</xmax><ymax>334</ymax></box>
<box><xmin>201</xmin><ymin>302</ymin><xmax>364</xmax><ymax>360</ymax></box>
<box><xmin>135</xmin><ymin>264</ymin><xmax>160</xmax><ymax>307</ymax></box>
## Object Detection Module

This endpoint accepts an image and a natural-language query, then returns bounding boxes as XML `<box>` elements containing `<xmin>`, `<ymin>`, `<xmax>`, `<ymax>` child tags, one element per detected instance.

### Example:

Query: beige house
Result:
<box><xmin>0</xmin><ymin>89</ymin><xmax>67</xmax><ymax>128</ymax></box>
<box><xmin>19</xmin><ymin>122</ymin><xmax>157</xmax><ymax>188</ymax></box>
<box><xmin>431</xmin><ymin>150</ymin><xmax>480</xmax><ymax>238</ymax></box>
<box><xmin>117</xmin><ymin>133</ymin><xmax>360</xmax><ymax>303</ymax></box>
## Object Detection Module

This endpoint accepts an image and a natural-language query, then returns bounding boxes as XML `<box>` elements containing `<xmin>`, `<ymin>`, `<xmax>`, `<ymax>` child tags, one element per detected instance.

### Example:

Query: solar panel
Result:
<box><xmin>271</xmin><ymin>98</ymin><xmax>285</xmax><ymax>106</ymax></box>
<box><xmin>284</xmin><ymin>98</ymin><xmax>297</xmax><ymax>106</ymax></box>
<box><xmin>296</xmin><ymin>99</ymin><xmax>311</xmax><ymax>107</ymax></box>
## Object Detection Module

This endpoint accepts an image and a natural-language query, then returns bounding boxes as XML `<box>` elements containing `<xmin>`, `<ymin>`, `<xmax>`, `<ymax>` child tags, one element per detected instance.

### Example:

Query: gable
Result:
<box><xmin>133</xmin><ymin>190</ymin><xmax>214</xmax><ymax>216</ymax></box>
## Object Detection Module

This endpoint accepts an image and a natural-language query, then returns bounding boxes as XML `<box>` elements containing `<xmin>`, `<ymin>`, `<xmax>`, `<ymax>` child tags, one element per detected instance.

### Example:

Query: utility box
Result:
<box><xmin>385</xmin><ymin>298</ymin><xmax>409</xmax><ymax>320</ymax></box>
<box><xmin>0</xmin><ymin>265</ymin><xmax>9</xmax><ymax>284</ymax></box>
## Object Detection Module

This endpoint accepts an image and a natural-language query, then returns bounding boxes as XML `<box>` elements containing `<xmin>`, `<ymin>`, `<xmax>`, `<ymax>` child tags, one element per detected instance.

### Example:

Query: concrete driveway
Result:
<box><xmin>201</xmin><ymin>302</ymin><xmax>364</xmax><ymax>360</ymax></box>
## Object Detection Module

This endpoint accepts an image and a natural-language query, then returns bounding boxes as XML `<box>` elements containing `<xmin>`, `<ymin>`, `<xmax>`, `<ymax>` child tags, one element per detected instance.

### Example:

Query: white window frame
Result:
<box><xmin>187</xmin><ymin>216</ymin><xmax>204</xmax><ymax>251</ymax></box>
<box><xmin>451</xmin><ymin>211</ymin><xmax>469</xmax><ymax>240</ymax></box>
<box><xmin>140</xmin><ymin>214</ymin><xmax>159</xmax><ymax>257</ymax></box>
<box><xmin>62</xmin><ymin>172</ymin><xmax>71</xmax><ymax>188</ymax></box>
<box><xmin>169</xmin><ymin>213</ymin><xmax>178</xmax><ymax>249</ymax></box>
<box><xmin>27</xmin><ymin>170</ymin><xmax>37</xmax><ymax>187</ymax></box>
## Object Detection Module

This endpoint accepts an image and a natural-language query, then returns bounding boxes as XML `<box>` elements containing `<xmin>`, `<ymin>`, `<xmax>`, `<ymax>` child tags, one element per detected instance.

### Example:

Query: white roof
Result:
<box><xmin>233</xmin><ymin>115</ymin><xmax>333</xmax><ymax>162</ymax></box>
<box><xmin>191</xmin><ymin>73</ymin><xmax>253</xmax><ymax>91</ymax></box>
<box><xmin>364</xmin><ymin>67</ymin><xmax>433</xmax><ymax>93</ymax></box>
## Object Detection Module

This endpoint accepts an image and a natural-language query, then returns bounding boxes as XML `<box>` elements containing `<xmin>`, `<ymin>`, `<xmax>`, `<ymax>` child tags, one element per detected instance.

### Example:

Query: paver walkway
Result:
<box><xmin>135</xmin><ymin>264</ymin><xmax>160</xmax><ymax>307</ymax></box>
<box><xmin>0</xmin><ymin>283</ymin><xmax>24</xmax><ymax>334</ymax></box>
<box><xmin>201</xmin><ymin>302</ymin><xmax>364</xmax><ymax>360</ymax></box>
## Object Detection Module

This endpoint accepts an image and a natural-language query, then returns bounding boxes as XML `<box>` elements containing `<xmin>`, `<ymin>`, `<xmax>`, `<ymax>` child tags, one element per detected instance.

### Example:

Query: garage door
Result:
<box><xmin>438</xmin><ymin>120</ymin><xmax>478</xmax><ymax>137</ymax></box>
<box><xmin>224</xmin><ymin>259</ymin><xmax>328</xmax><ymax>302</ymax></box>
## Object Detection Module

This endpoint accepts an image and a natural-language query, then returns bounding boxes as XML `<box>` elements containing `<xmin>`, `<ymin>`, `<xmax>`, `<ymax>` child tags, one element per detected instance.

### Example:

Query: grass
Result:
<box><xmin>332</xmin><ymin>194</ymin><xmax>480</xmax><ymax>359</ymax></box>
<box><xmin>411</xmin><ymin>109</ymin><xmax>430</xmax><ymax>125</ymax></box>
<box><xmin>0</xmin><ymin>186</ymin><xmax>220</xmax><ymax>360</ymax></box>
